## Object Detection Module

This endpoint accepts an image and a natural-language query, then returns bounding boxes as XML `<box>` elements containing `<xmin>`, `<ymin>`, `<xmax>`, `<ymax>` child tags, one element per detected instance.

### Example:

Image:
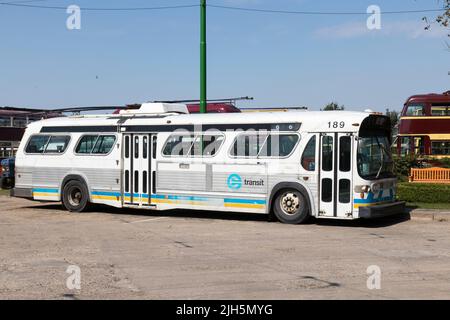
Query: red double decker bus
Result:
<box><xmin>397</xmin><ymin>91</ymin><xmax>450</xmax><ymax>158</ymax></box>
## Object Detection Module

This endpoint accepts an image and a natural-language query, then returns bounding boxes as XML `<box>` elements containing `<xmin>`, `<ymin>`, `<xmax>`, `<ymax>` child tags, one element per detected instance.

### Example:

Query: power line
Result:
<box><xmin>0</xmin><ymin>2</ymin><xmax>199</xmax><ymax>11</ymax></box>
<box><xmin>2</xmin><ymin>0</ymin><xmax>53</xmax><ymax>4</ymax></box>
<box><xmin>0</xmin><ymin>2</ymin><xmax>446</xmax><ymax>15</ymax></box>
<box><xmin>208</xmin><ymin>4</ymin><xmax>447</xmax><ymax>16</ymax></box>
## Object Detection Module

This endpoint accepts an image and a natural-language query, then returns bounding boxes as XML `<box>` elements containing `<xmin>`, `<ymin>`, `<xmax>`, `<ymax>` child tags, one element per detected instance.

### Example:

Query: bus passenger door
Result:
<box><xmin>318</xmin><ymin>133</ymin><xmax>353</xmax><ymax>218</ymax></box>
<box><xmin>319</xmin><ymin>134</ymin><xmax>335</xmax><ymax>217</ymax></box>
<box><xmin>336</xmin><ymin>133</ymin><xmax>353</xmax><ymax>218</ymax></box>
<box><xmin>123</xmin><ymin>134</ymin><xmax>153</xmax><ymax>206</ymax></box>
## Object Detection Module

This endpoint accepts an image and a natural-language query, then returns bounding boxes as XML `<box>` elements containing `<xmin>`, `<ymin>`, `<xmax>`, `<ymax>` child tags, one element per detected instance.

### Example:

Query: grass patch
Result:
<box><xmin>397</xmin><ymin>182</ymin><xmax>450</xmax><ymax>203</ymax></box>
<box><xmin>406</xmin><ymin>202</ymin><xmax>450</xmax><ymax>210</ymax></box>
<box><xmin>0</xmin><ymin>189</ymin><xmax>10</xmax><ymax>196</ymax></box>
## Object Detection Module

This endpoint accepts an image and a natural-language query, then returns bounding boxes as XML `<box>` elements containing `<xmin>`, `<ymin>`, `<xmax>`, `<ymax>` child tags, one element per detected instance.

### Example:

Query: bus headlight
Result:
<box><xmin>371</xmin><ymin>183</ymin><xmax>380</xmax><ymax>194</ymax></box>
<box><xmin>361</xmin><ymin>185</ymin><xmax>371</xmax><ymax>193</ymax></box>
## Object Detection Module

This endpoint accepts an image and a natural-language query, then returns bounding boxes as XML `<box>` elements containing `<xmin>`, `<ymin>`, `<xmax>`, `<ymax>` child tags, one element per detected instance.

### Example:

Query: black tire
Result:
<box><xmin>2</xmin><ymin>178</ymin><xmax>13</xmax><ymax>189</ymax></box>
<box><xmin>62</xmin><ymin>180</ymin><xmax>89</xmax><ymax>213</ymax></box>
<box><xmin>273</xmin><ymin>189</ymin><xmax>310</xmax><ymax>224</ymax></box>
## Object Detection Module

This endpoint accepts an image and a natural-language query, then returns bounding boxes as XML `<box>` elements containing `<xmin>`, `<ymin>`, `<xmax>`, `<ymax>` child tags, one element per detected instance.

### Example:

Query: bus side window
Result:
<box><xmin>405</xmin><ymin>105</ymin><xmax>424</xmax><ymax>116</ymax></box>
<box><xmin>76</xmin><ymin>135</ymin><xmax>98</xmax><ymax>154</ymax></box>
<box><xmin>152</xmin><ymin>136</ymin><xmax>157</xmax><ymax>159</ymax></box>
<box><xmin>322</xmin><ymin>136</ymin><xmax>333</xmax><ymax>171</ymax></box>
<box><xmin>125</xmin><ymin>136</ymin><xmax>130</xmax><ymax>158</ymax></box>
<box><xmin>92</xmin><ymin>136</ymin><xmax>116</xmax><ymax>154</ymax></box>
<box><xmin>231</xmin><ymin>134</ymin><xmax>267</xmax><ymax>157</ymax></box>
<box><xmin>143</xmin><ymin>136</ymin><xmax>148</xmax><ymax>159</ymax></box>
<box><xmin>143</xmin><ymin>171</ymin><xmax>148</xmax><ymax>194</ymax></box>
<box><xmin>191</xmin><ymin>134</ymin><xmax>225</xmax><ymax>157</ymax></box>
<box><xmin>260</xmin><ymin>134</ymin><xmax>299</xmax><ymax>157</ymax></box>
<box><xmin>339</xmin><ymin>136</ymin><xmax>351</xmax><ymax>172</ymax></box>
<box><xmin>321</xmin><ymin>178</ymin><xmax>332</xmax><ymax>202</ymax></box>
<box><xmin>134</xmin><ymin>136</ymin><xmax>139</xmax><ymax>158</ymax></box>
<box><xmin>124</xmin><ymin>170</ymin><xmax>129</xmax><ymax>192</ymax></box>
<box><xmin>301</xmin><ymin>136</ymin><xmax>316</xmax><ymax>171</ymax></box>
<box><xmin>44</xmin><ymin>136</ymin><xmax>71</xmax><ymax>154</ymax></box>
<box><xmin>25</xmin><ymin>135</ymin><xmax>50</xmax><ymax>154</ymax></box>
<box><xmin>162</xmin><ymin>134</ymin><xmax>195</xmax><ymax>157</ymax></box>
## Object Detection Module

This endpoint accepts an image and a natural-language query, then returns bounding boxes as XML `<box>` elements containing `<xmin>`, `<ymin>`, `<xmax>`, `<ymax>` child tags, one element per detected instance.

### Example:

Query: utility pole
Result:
<box><xmin>200</xmin><ymin>0</ymin><xmax>207</xmax><ymax>114</ymax></box>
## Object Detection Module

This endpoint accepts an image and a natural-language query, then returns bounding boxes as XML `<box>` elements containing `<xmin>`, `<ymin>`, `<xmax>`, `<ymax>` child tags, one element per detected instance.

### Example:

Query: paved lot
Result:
<box><xmin>0</xmin><ymin>195</ymin><xmax>449</xmax><ymax>300</ymax></box>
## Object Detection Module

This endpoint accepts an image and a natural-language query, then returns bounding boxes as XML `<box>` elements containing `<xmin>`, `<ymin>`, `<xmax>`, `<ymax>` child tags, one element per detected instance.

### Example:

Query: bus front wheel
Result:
<box><xmin>62</xmin><ymin>180</ymin><xmax>89</xmax><ymax>213</ymax></box>
<box><xmin>273</xmin><ymin>189</ymin><xmax>309</xmax><ymax>224</ymax></box>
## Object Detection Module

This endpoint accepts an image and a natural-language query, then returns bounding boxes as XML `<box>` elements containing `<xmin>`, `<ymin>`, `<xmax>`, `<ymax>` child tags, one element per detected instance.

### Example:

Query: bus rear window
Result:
<box><xmin>26</xmin><ymin>135</ymin><xmax>70</xmax><ymax>154</ymax></box>
<box><xmin>26</xmin><ymin>135</ymin><xmax>50</xmax><ymax>154</ymax></box>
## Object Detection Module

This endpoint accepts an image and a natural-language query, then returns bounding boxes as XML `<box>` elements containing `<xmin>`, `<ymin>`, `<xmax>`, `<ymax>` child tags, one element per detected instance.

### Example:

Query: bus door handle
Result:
<box><xmin>179</xmin><ymin>163</ymin><xmax>190</xmax><ymax>169</ymax></box>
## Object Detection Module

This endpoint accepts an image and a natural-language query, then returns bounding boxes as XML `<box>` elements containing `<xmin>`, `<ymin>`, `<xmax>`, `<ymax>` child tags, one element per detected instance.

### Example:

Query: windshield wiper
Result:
<box><xmin>375</xmin><ymin>137</ymin><xmax>384</xmax><ymax>179</ymax></box>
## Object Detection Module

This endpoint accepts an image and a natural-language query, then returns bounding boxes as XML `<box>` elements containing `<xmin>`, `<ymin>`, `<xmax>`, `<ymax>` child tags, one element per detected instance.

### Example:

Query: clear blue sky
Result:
<box><xmin>0</xmin><ymin>0</ymin><xmax>449</xmax><ymax>112</ymax></box>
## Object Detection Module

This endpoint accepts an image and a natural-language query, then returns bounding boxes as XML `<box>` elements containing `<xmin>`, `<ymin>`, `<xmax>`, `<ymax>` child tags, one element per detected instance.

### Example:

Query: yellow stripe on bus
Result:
<box><xmin>354</xmin><ymin>202</ymin><xmax>392</xmax><ymax>209</ymax></box>
<box><xmin>224</xmin><ymin>203</ymin><xmax>265</xmax><ymax>209</ymax></box>
<box><xmin>151</xmin><ymin>199</ymin><xmax>205</xmax><ymax>206</ymax></box>
<box><xmin>33</xmin><ymin>192</ymin><xmax>58</xmax><ymax>197</ymax></box>
<box><xmin>91</xmin><ymin>195</ymin><xmax>119</xmax><ymax>201</ymax></box>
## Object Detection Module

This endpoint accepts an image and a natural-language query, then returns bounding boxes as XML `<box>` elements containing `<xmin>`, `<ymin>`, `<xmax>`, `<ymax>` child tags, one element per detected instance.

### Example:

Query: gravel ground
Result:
<box><xmin>0</xmin><ymin>195</ymin><xmax>449</xmax><ymax>300</ymax></box>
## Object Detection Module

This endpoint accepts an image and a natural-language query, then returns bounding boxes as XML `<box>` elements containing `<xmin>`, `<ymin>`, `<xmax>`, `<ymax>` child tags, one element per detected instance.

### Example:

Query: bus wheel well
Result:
<box><xmin>61</xmin><ymin>175</ymin><xmax>89</xmax><ymax>197</ymax></box>
<box><xmin>269</xmin><ymin>183</ymin><xmax>312</xmax><ymax>217</ymax></box>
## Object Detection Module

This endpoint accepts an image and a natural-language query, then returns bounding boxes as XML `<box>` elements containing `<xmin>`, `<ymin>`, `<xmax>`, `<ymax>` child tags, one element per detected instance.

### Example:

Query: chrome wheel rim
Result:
<box><xmin>68</xmin><ymin>187</ymin><xmax>82</xmax><ymax>207</ymax></box>
<box><xmin>280</xmin><ymin>192</ymin><xmax>300</xmax><ymax>215</ymax></box>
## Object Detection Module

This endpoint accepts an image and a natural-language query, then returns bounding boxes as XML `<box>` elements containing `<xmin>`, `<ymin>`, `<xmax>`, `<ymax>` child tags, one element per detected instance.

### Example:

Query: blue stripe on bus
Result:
<box><xmin>98</xmin><ymin>192</ymin><xmax>266</xmax><ymax>207</ymax></box>
<box><xmin>224</xmin><ymin>198</ymin><xmax>266</xmax><ymax>205</ymax></box>
<box><xmin>33</xmin><ymin>188</ymin><xmax>58</xmax><ymax>193</ymax></box>
<box><xmin>166</xmin><ymin>195</ymin><xmax>209</xmax><ymax>202</ymax></box>
<box><xmin>92</xmin><ymin>191</ymin><xmax>121</xmax><ymax>197</ymax></box>
<box><xmin>354</xmin><ymin>196</ymin><xmax>394</xmax><ymax>204</ymax></box>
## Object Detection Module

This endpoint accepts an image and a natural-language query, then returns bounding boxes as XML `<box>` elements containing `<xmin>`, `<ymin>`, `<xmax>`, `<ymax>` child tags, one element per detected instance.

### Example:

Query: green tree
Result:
<box><xmin>423</xmin><ymin>0</ymin><xmax>450</xmax><ymax>37</ymax></box>
<box><xmin>322</xmin><ymin>102</ymin><xmax>345</xmax><ymax>111</ymax></box>
<box><xmin>386</xmin><ymin>109</ymin><xmax>399</xmax><ymax>130</ymax></box>
<box><xmin>386</xmin><ymin>108</ymin><xmax>399</xmax><ymax>141</ymax></box>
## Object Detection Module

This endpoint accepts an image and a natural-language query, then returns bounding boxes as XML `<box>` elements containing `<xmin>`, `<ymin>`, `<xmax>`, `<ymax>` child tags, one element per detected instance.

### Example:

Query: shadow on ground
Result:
<box><xmin>22</xmin><ymin>201</ymin><xmax>411</xmax><ymax>228</ymax></box>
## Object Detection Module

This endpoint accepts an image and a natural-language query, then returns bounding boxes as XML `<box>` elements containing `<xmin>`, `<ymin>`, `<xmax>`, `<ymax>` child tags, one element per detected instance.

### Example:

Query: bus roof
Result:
<box><xmin>404</xmin><ymin>91</ymin><xmax>450</xmax><ymax>105</ymax></box>
<box><xmin>26</xmin><ymin>109</ymin><xmax>379</xmax><ymax>134</ymax></box>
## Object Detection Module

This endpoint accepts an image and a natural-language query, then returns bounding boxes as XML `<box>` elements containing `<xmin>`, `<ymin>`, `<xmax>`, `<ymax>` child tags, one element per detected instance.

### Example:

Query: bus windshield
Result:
<box><xmin>357</xmin><ymin>135</ymin><xmax>393</xmax><ymax>180</ymax></box>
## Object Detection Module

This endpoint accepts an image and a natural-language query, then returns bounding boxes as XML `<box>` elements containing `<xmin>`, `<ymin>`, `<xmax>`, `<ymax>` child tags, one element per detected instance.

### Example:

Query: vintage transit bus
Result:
<box><xmin>397</xmin><ymin>91</ymin><xmax>450</xmax><ymax>157</ymax></box>
<box><xmin>12</xmin><ymin>103</ymin><xmax>405</xmax><ymax>224</ymax></box>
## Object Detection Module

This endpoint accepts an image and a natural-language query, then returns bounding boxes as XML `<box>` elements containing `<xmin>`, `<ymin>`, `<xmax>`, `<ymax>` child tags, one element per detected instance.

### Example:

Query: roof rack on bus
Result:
<box><xmin>152</xmin><ymin>96</ymin><xmax>254</xmax><ymax>105</ymax></box>
<box><xmin>240</xmin><ymin>106</ymin><xmax>308</xmax><ymax>113</ymax></box>
<box><xmin>117</xmin><ymin>103</ymin><xmax>188</xmax><ymax>115</ymax></box>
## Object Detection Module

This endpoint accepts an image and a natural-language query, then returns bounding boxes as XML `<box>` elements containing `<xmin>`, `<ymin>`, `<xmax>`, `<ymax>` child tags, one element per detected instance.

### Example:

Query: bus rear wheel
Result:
<box><xmin>62</xmin><ymin>180</ymin><xmax>89</xmax><ymax>213</ymax></box>
<box><xmin>273</xmin><ymin>189</ymin><xmax>309</xmax><ymax>224</ymax></box>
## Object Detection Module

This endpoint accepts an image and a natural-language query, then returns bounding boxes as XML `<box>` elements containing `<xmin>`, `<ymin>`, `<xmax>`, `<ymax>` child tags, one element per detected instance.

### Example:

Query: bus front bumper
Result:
<box><xmin>359</xmin><ymin>201</ymin><xmax>406</xmax><ymax>219</ymax></box>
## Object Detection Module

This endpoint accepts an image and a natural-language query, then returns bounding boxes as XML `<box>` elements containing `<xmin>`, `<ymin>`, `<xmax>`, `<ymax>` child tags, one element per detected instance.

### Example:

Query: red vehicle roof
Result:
<box><xmin>404</xmin><ymin>91</ymin><xmax>450</xmax><ymax>105</ymax></box>
<box><xmin>113</xmin><ymin>103</ymin><xmax>241</xmax><ymax>114</ymax></box>
<box><xmin>186</xmin><ymin>103</ymin><xmax>241</xmax><ymax>113</ymax></box>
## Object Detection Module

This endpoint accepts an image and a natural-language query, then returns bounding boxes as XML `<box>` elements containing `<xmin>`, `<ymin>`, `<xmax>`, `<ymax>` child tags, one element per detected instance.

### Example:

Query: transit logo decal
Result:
<box><xmin>227</xmin><ymin>174</ymin><xmax>242</xmax><ymax>190</ymax></box>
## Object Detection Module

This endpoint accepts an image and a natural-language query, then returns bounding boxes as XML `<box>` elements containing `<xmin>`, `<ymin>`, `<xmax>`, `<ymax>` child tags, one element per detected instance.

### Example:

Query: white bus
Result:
<box><xmin>12</xmin><ymin>103</ymin><xmax>405</xmax><ymax>224</ymax></box>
